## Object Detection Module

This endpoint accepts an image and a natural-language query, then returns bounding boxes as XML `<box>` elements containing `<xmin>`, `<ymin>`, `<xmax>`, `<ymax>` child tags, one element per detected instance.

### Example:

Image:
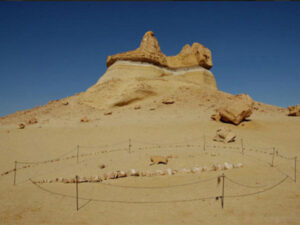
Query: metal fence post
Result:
<box><xmin>271</xmin><ymin>147</ymin><xmax>275</xmax><ymax>167</ymax></box>
<box><xmin>241</xmin><ymin>138</ymin><xmax>244</xmax><ymax>155</ymax></box>
<box><xmin>129</xmin><ymin>139</ymin><xmax>131</xmax><ymax>153</ymax></box>
<box><xmin>77</xmin><ymin>145</ymin><xmax>79</xmax><ymax>164</ymax></box>
<box><xmin>203</xmin><ymin>135</ymin><xmax>206</xmax><ymax>152</ymax></box>
<box><xmin>295</xmin><ymin>156</ymin><xmax>297</xmax><ymax>183</ymax></box>
<box><xmin>76</xmin><ymin>175</ymin><xmax>79</xmax><ymax>211</ymax></box>
<box><xmin>13</xmin><ymin>161</ymin><xmax>17</xmax><ymax>185</ymax></box>
<box><xmin>221</xmin><ymin>173</ymin><xmax>225</xmax><ymax>209</ymax></box>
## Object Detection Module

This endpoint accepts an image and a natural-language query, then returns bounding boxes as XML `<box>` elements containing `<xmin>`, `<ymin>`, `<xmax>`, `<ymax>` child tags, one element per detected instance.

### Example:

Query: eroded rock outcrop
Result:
<box><xmin>211</xmin><ymin>94</ymin><xmax>254</xmax><ymax>125</ymax></box>
<box><xmin>107</xmin><ymin>31</ymin><xmax>167</xmax><ymax>68</ymax></box>
<box><xmin>81</xmin><ymin>31</ymin><xmax>217</xmax><ymax>109</ymax></box>
<box><xmin>106</xmin><ymin>31</ymin><xmax>213</xmax><ymax>70</ymax></box>
<box><xmin>167</xmin><ymin>43</ymin><xmax>213</xmax><ymax>69</ymax></box>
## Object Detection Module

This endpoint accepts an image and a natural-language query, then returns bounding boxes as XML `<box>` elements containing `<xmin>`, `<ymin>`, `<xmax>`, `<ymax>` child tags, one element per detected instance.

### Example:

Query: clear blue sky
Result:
<box><xmin>0</xmin><ymin>2</ymin><xmax>299</xmax><ymax>117</ymax></box>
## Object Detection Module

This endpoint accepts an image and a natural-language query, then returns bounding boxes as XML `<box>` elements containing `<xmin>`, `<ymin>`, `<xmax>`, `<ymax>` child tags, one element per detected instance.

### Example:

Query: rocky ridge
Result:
<box><xmin>106</xmin><ymin>31</ymin><xmax>213</xmax><ymax>70</ymax></box>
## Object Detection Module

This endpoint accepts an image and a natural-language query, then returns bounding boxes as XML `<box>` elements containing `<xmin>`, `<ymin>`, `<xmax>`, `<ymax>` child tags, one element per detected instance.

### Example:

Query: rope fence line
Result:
<box><xmin>29</xmin><ymin>179</ymin><xmax>217</xmax><ymax>204</ymax></box>
<box><xmin>225</xmin><ymin>175</ymin><xmax>268</xmax><ymax>189</ymax></box>
<box><xmin>225</xmin><ymin>175</ymin><xmax>289</xmax><ymax>198</ymax></box>
<box><xmin>0</xmin><ymin>136</ymin><xmax>295</xmax><ymax>211</ymax></box>
<box><xmin>1</xmin><ymin>138</ymin><xmax>298</xmax><ymax>186</ymax></box>
<box><xmin>28</xmin><ymin>173</ymin><xmax>290</xmax><ymax>209</ymax></box>
<box><xmin>93</xmin><ymin>175</ymin><xmax>218</xmax><ymax>190</ymax></box>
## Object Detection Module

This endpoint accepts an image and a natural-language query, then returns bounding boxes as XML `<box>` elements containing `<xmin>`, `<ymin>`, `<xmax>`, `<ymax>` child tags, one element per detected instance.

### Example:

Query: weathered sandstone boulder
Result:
<box><xmin>18</xmin><ymin>123</ymin><xmax>25</xmax><ymax>129</ymax></box>
<box><xmin>28</xmin><ymin>118</ymin><xmax>38</xmax><ymax>124</ymax></box>
<box><xmin>213</xmin><ymin>127</ymin><xmax>236</xmax><ymax>143</ymax></box>
<box><xmin>80</xmin><ymin>117</ymin><xmax>89</xmax><ymax>122</ymax></box>
<box><xmin>211</xmin><ymin>94</ymin><xmax>254</xmax><ymax>125</ymax></box>
<box><xmin>288</xmin><ymin>105</ymin><xmax>300</xmax><ymax>116</ymax></box>
<box><xmin>150</xmin><ymin>156</ymin><xmax>169</xmax><ymax>165</ymax></box>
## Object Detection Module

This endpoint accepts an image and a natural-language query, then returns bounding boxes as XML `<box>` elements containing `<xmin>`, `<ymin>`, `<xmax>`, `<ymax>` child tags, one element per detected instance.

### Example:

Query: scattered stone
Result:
<box><xmin>107</xmin><ymin>172</ymin><xmax>118</xmax><ymax>179</ymax></box>
<box><xmin>18</xmin><ymin>123</ymin><xmax>25</xmax><ymax>129</ymax></box>
<box><xmin>211</xmin><ymin>164</ymin><xmax>223</xmax><ymax>171</ymax></box>
<box><xmin>202</xmin><ymin>167</ymin><xmax>208</xmax><ymax>172</ymax></box>
<box><xmin>128</xmin><ymin>169</ymin><xmax>139</xmax><ymax>176</ymax></box>
<box><xmin>165</xmin><ymin>168</ymin><xmax>172</xmax><ymax>175</ymax></box>
<box><xmin>213</xmin><ymin>127</ymin><xmax>236</xmax><ymax>143</ymax></box>
<box><xmin>99</xmin><ymin>164</ymin><xmax>106</xmax><ymax>169</ymax></box>
<box><xmin>149</xmin><ymin>107</ymin><xmax>156</xmax><ymax>111</ymax></box>
<box><xmin>211</xmin><ymin>113</ymin><xmax>221</xmax><ymax>121</ymax></box>
<box><xmin>28</xmin><ymin>118</ymin><xmax>38</xmax><ymax>124</ymax></box>
<box><xmin>134</xmin><ymin>105</ymin><xmax>141</xmax><ymax>110</ymax></box>
<box><xmin>117</xmin><ymin>171</ymin><xmax>127</xmax><ymax>178</ymax></box>
<box><xmin>234</xmin><ymin>162</ymin><xmax>243</xmax><ymax>168</ymax></box>
<box><xmin>141</xmin><ymin>171</ymin><xmax>147</xmax><ymax>176</ymax></box>
<box><xmin>191</xmin><ymin>167</ymin><xmax>201</xmax><ymax>173</ymax></box>
<box><xmin>161</xmin><ymin>99</ymin><xmax>175</xmax><ymax>104</ymax></box>
<box><xmin>180</xmin><ymin>168</ymin><xmax>191</xmax><ymax>173</ymax></box>
<box><xmin>155</xmin><ymin>170</ymin><xmax>165</xmax><ymax>176</ymax></box>
<box><xmin>62</xmin><ymin>101</ymin><xmax>69</xmax><ymax>106</ymax></box>
<box><xmin>104</xmin><ymin>111</ymin><xmax>112</xmax><ymax>115</ymax></box>
<box><xmin>288</xmin><ymin>105</ymin><xmax>300</xmax><ymax>116</ymax></box>
<box><xmin>80</xmin><ymin>117</ymin><xmax>89</xmax><ymax>123</ymax></box>
<box><xmin>224</xmin><ymin>162</ymin><xmax>233</xmax><ymax>170</ymax></box>
<box><xmin>150</xmin><ymin>155</ymin><xmax>169</xmax><ymax>165</ymax></box>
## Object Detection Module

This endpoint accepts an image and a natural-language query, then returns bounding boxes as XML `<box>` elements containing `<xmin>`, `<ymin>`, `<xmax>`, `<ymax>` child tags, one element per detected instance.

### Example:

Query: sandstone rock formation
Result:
<box><xmin>81</xmin><ymin>31</ymin><xmax>217</xmax><ymax>109</ymax></box>
<box><xmin>213</xmin><ymin>127</ymin><xmax>236</xmax><ymax>143</ymax></box>
<box><xmin>107</xmin><ymin>31</ymin><xmax>167</xmax><ymax>68</ymax></box>
<box><xmin>106</xmin><ymin>31</ymin><xmax>212</xmax><ymax>70</ymax></box>
<box><xmin>211</xmin><ymin>94</ymin><xmax>254</xmax><ymax>125</ymax></box>
<box><xmin>288</xmin><ymin>105</ymin><xmax>300</xmax><ymax>116</ymax></box>
<box><xmin>167</xmin><ymin>43</ymin><xmax>213</xmax><ymax>69</ymax></box>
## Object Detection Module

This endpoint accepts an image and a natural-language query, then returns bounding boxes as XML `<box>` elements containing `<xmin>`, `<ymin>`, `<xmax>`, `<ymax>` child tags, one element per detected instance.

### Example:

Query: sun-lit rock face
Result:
<box><xmin>81</xmin><ymin>31</ymin><xmax>217</xmax><ymax>109</ymax></box>
<box><xmin>106</xmin><ymin>31</ymin><xmax>168</xmax><ymax>68</ymax></box>
<box><xmin>167</xmin><ymin>43</ymin><xmax>213</xmax><ymax>69</ymax></box>
<box><xmin>106</xmin><ymin>31</ymin><xmax>213</xmax><ymax>70</ymax></box>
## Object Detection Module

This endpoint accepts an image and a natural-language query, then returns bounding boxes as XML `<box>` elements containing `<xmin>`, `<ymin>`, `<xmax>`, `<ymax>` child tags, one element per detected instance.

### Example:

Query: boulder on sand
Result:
<box><xmin>288</xmin><ymin>105</ymin><xmax>300</xmax><ymax>116</ymax></box>
<box><xmin>150</xmin><ymin>156</ymin><xmax>169</xmax><ymax>165</ymax></box>
<box><xmin>80</xmin><ymin>117</ymin><xmax>89</xmax><ymax>122</ymax></box>
<box><xmin>211</xmin><ymin>94</ymin><xmax>254</xmax><ymax>125</ymax></box>
<box><xmin>18</xmin><ymin>123</ymin><xmax>25</xmax><ymax>129</ymax></box>
<box><xmin>213</xmin><ymin>127</ymin><xmax>236</xmax><ymax>143</ymax></box>
<box><xmin>28</xmin><ymin>118</ymin><xmax>38</xmax><ymax>124</ymax></box>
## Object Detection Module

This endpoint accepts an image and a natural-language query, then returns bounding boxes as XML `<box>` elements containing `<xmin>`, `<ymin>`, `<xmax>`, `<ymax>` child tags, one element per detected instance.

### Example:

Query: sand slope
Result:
<box><xmin>0</xmin><ymin>85</ymin><xmax>299</xmax><ymax>225</ymax></box>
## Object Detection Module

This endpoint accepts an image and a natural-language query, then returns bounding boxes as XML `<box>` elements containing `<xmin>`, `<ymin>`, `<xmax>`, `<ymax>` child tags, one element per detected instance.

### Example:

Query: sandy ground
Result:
<box><xmin>0</xmin><ymin>98</ymin><xmax>300</xmax><ymax>225</ymax></box>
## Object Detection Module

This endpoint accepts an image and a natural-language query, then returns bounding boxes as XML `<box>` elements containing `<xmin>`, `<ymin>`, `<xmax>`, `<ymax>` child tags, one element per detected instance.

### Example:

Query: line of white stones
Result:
<box><xmin>33</xmin><ymin>162</ymin><xmax>243</xmax><ymax>184</ymax></box>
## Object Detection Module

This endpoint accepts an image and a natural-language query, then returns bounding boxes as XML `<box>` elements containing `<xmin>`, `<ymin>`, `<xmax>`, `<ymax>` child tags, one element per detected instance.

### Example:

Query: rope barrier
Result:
<box><xmin>225</xmin><ymin>175</ymin><xmax>268</xmax><ymax>189</ymax></box>
<box><xmin>17</xmin><ymin>147</ymin><xmax>77</xmax><ymax>165</ymax></box>
<box><xmin>225</xmin><ymin>175</ymin><xmax>289</xmax><ymax>198</ymax></box>
<box><xmin>29</xmin><ymin>175</ymin><xmax>290</xmax><ymax>204</ymax></box>
<box><xmin>29</xmin><ymin>179</ymin><xmax>216</xmax><ymax>204</ymax></box>
<box><xmin>96</xmin><ymin>176</ymin><xmax>218</xmax><ymax>189</ymax></box>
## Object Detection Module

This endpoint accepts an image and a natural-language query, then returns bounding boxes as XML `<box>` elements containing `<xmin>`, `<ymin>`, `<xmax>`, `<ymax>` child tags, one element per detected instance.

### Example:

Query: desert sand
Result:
<box><xmin>0</xmin><ymin>31</ymin><xmax>299</xmax><ymax>225</ymax></box>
